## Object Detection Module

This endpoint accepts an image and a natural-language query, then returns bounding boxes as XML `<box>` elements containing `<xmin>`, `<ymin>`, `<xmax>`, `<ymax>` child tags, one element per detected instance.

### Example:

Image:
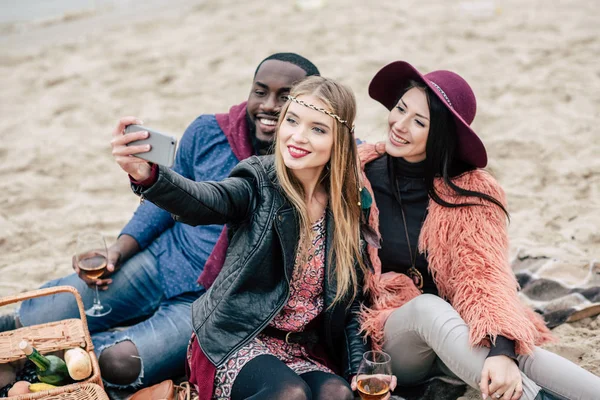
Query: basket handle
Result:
<box><xmin>0</xmin><ymin>285</ymin><xmax>94</xmax><ymax>350</ymax></box>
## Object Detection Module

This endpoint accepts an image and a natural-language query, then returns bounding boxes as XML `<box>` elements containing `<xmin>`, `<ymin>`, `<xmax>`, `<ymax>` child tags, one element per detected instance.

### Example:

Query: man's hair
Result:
<box><xmin>254</xmin><ymin>53</ymin><xmax>320</xmax><ymax>78</ymax></box>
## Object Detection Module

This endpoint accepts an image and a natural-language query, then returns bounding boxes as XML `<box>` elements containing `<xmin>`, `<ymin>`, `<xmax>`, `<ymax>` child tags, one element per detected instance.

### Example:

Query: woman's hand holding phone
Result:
<box><xmin>111</xmin><ymin>116</ymin><xmax>153</xmax><ymax>181</ymax></box>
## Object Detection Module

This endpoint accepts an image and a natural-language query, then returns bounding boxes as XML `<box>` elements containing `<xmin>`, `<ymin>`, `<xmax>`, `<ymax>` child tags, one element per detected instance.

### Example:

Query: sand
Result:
<box><xmin>0</xmin><ymin>0</ymin><xmax>598</xmax><ymax>397</ymax></box>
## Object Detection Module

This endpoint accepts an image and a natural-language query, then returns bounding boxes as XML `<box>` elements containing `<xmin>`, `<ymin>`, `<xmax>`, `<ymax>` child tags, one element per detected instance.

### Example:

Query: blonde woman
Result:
<box><xmin>111</xmin><ymin>76</ymin><xmax>371</xmax><ymax>400</ymax></box>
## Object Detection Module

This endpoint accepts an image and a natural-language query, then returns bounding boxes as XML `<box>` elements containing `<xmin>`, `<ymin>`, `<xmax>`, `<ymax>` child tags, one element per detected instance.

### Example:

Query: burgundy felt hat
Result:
<box><xmin>369</xmin><ymin>61</ymin><xmax>487</xmax><ymax>168</ymax></box>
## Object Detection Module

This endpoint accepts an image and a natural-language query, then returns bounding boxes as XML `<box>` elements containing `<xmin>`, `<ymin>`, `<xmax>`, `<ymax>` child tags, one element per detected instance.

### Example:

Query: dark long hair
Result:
<box><xmin>389</xmin><ymin>80</ymin><xmax>509</xmax><ymax>217</ymax></box>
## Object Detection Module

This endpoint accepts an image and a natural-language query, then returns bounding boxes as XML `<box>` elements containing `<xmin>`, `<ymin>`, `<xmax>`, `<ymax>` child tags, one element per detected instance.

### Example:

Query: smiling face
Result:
<box><xmin>247</xmin><ymin>60</ymin><xmax>308</xmax><ymax>142</ymax></box>
<box><xmin>385</xmin><ymin>87</ymin><xmax>431</xmax><ymax>163</ymax></box>
<box><xmin>278</xmin><ymin>95</ymin><xmax>335</xmax><ymax>177</ymax></box>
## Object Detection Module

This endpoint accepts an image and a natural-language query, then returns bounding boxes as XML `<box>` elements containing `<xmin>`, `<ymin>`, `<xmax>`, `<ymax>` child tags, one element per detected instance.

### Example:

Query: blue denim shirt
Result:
<box><xmin>121</xmin><ymin>114</ymin><xmax>241</xmax><ymax>299</ymax></box>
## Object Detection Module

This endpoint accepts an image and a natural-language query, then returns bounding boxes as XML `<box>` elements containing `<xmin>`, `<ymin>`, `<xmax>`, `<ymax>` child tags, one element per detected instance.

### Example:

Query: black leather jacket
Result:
<box><xmin>134</xmin><ymin>155</ymin><xmax>368</xmax><ymax>378</ymax></box>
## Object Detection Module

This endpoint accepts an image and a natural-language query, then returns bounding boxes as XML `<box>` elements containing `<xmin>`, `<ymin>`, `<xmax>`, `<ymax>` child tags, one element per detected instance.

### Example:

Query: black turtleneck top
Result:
<box><xmin>365</xmin><ymin>155</ymin><xmax>437</xmax><ymax>294</ymax></box>
<box><xmin>365</xmin><ymin>155</ymin><xmax>517</xmax><ymax>361</ymax></box>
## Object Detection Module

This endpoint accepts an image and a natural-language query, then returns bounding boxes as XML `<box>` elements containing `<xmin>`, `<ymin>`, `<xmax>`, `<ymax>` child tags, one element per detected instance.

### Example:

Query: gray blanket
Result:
<box><xmin>514</xmin><ymin>255</ymin><xmax>600</xmax><ymax>328</ymax></box>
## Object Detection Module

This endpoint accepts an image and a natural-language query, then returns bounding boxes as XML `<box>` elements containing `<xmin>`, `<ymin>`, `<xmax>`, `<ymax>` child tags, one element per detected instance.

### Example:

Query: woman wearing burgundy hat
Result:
<box><xmin>355</xmin><ymin>61</ymin><xmax>600</xmax><ymax>400</ymax></box>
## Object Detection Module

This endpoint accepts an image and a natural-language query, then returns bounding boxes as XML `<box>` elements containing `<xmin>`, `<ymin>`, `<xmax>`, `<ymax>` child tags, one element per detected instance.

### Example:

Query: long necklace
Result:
<box><xmin>389</xmin><ymin>156</ymin><xmax>425</xmax><ymax>292</ymax></box>
<box><xmin>399</xmin><ymin>197</ymin><xmax>424</xmax><ymax>293</ymax></box>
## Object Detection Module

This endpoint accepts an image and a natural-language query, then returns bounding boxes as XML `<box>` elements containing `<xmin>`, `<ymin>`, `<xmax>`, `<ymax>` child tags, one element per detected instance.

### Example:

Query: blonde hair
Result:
<box><xmin>274</xmin><ymin>76</ymin><xmax>366</xmax><ymax>305</ymax></box>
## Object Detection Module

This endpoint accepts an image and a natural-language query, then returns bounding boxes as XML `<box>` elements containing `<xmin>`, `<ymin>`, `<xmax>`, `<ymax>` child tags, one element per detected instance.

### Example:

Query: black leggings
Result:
<box><xmin>230</xmin><ymin>354</ymin><xmax>354</xmax><ymax>400</ymax></box>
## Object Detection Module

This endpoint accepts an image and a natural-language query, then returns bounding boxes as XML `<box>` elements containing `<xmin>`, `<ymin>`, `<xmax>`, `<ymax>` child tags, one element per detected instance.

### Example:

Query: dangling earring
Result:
<box><xmin>354</xmin><ymin>166</ymin><xmax>364</xmax><ymax>207</ymax></box>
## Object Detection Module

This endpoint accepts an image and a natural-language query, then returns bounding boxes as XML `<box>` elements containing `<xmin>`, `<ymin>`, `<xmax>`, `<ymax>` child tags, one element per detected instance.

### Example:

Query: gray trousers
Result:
<box><xmin>383</xmin><ymin>294</ymin><xmax>600</xmax><ymax>400</ymax></box>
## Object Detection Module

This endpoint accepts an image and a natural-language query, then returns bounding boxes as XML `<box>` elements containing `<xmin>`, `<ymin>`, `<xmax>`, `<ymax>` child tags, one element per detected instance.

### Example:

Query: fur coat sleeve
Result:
<box><xmin>421</xmin><ymin>170</ymin><xmax>553</xmax><ymax>354</ymax></box>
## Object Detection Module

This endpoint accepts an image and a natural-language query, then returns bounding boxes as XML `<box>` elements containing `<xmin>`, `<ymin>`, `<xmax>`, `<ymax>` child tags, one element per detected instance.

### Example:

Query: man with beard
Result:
<box><xmin>12</xmin><ymin>53</ymin><xmax>319</xmax><ymax>389</ymax></box>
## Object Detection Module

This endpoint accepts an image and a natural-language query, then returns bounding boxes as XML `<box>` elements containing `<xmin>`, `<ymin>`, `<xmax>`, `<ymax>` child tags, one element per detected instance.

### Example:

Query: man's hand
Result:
<box><xmin>111</xmin><ymin>116</ymin><xmax>153</xmax><ymax>181</ymax></box>
<box><xmin>72</xmin><ymin>250</ymin><xmax>117</xmax><ymax>290</ymax></box>
<box><xmin>72</xmin><ymin>235</ymin><xmax>139</xmax><ymax>290</ymax></box>
<box><xmin>480</xmin><ymin>355</ymin><xmax>523</xmax><ymax>400</ymax></box>
<box><xmin>351</xmin><ymin>374</ymin><xmax>398</xmax><ymax>400</ymax></box>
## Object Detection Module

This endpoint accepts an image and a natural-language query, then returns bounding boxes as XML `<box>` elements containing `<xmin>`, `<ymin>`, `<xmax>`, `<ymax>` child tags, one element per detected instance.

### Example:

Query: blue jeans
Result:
<box><xmin>18</xmin><ymin>243</ymin><xmax>204</xmax><ymax>389</ymax></box>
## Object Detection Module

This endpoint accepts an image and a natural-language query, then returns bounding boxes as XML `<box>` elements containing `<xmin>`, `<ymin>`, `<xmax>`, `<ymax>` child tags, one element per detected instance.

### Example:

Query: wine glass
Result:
<box><xmin>75</xmin><ymin>232</ymin><xmax>112</xmax><ymax>317</ymax></box>
<box><xmin>356</xmin><ymin>350</ymin><xmax>393</xmax><ymax>400</ymax></box>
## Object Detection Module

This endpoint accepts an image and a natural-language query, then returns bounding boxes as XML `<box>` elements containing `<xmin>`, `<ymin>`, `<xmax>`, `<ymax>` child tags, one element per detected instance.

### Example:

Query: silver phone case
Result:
<box><xmin>125</xmin><ymin>124</ymin><xmax>177</xmax><ymax>168</ymax></box>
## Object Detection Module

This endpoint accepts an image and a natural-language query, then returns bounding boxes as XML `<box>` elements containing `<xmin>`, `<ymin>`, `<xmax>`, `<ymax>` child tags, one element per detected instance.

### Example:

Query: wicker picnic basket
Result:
<box><xmin>0</xmin><ymin>286</ymin><xmax>105</xmax><ymax>399</ymax></box>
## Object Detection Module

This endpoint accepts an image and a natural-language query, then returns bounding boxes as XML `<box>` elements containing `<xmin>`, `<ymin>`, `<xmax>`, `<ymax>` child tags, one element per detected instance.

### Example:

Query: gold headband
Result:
<box><xmin>287</xmin><ymin>95</ymin><xmax>355</xmax><ymax>134</ymax></box>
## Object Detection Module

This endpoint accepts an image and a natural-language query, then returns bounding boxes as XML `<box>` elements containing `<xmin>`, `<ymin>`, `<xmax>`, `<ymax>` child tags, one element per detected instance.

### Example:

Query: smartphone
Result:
<box><xmin>124</xmin><ymin>124</ymin><xmax>177</xmax><ymax>168</ymax></box>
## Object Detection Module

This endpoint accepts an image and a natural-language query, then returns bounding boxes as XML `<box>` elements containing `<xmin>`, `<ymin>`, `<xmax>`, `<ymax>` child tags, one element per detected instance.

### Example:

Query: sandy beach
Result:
<box><xmin>1</xmin><ymin>0</ymin><xmax>598</xmax><ymax>397</ymax></box>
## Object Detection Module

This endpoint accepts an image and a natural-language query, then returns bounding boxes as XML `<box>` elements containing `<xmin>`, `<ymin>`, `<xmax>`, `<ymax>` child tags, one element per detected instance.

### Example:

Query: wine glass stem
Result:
<box><xmin>94</xmin><ymin>285</ymin><xmax>101</xmax><ymax>307</ymax></box>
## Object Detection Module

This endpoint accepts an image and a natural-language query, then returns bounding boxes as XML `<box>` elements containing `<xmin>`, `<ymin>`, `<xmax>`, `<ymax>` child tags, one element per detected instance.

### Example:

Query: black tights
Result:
<box><xmin>230</xmin><ymin>355</ymin><xmax>354</xmax><ymax>400</ymax></box>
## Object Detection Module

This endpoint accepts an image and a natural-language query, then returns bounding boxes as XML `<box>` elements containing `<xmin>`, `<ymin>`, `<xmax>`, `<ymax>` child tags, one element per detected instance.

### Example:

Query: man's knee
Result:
<box><xmin>98</xmin><ymin>340</ymin><xmax>141</xmax><ymax>386</ymax></box>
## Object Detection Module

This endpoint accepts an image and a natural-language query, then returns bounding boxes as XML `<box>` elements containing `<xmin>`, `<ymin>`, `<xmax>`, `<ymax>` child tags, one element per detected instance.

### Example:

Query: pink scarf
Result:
<box><xmin>197</xmin><ymin>102</ymin><xmax>254</xmax><ymax>289</ymax></box>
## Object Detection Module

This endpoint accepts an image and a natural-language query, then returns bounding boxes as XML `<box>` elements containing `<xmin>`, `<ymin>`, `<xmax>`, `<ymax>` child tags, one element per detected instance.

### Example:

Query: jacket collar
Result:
<box><xmin>273</xmin><ymin>205</ymin><xmax>298</xmax><ymax>282</ymax></box>
<box><xmin>324</xmin><ymin>208</ymin><xmax>338</xmax><ymax>305</ymax></box>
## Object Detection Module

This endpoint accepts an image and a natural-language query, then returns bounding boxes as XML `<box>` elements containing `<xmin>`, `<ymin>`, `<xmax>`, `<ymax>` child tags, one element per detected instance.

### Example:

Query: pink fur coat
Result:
<box><xmin>358</xmin><ymin>143</ymin><xmax>553</xmax><ymax>355</ymax></box>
